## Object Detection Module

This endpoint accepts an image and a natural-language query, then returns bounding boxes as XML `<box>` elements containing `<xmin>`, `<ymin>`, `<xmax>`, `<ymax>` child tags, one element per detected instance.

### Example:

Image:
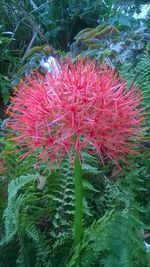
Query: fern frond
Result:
<box><xmin>0</xmin><ymin>174</ymin><xmax>38</xmax><ymax>246</ymax></box>
<box><xmin>8</xmin><ymin>174</ymin><xmax>38</xmax><ymax>200</ymax></box>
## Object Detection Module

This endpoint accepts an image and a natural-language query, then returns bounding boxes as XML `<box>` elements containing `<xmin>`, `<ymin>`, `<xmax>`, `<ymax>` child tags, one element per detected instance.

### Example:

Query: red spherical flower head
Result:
<box><xmin>8</xmin><ymin>59</ymin><xmax>144</xmax><ymax>167</ymax></box>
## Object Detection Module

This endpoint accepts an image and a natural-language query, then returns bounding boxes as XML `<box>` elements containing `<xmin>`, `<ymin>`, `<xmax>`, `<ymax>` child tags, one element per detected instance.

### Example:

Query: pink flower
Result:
<box><xmin>8</xmin><ymin>59</ymin><xmax>144</xmax><ymax>167</ymax></box>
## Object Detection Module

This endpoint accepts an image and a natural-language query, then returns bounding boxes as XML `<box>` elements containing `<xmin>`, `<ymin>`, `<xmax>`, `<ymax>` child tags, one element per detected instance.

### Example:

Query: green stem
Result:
<box><xmin>74</xmin><ymin>152</ymin><xmax>83</xmax><ymax>265</ymax></box>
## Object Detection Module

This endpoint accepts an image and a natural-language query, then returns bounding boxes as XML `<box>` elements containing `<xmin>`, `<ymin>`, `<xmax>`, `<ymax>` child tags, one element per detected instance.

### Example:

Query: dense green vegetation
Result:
<box><xmin>0</xmin><ymin>1</ymin><xmax>150</xmax><ymax>266</ymax></box>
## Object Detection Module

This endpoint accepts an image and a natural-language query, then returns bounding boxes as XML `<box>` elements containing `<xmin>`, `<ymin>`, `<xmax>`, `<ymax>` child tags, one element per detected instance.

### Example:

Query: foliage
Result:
<box><xmin>0</xmin><ymin>26</ymin><xmax>20</xmax><ymax>104</ymax></box>
<box><xmin>70</xmin><ymin>24</ymin><xmax>119</xmax><ymax>60</ymax></box>
<box><xmin>0</xmin><ymin>1</ymin><xmax>150</xmax><ymax>266</ymax></box>
<box><xmin>0</xmin><ymin>145</ymin><xmax>98</xmax><ymax>266</ymax></box>
<box><xmin>68</xmin><ymin>159</ymin><xmax>150</xmax><ymax>267</ymax></box>
<box><xmin>0</xmin><ymin>136</ymin><xmax>149</xmax><ymax>266</ymax></box>
<box><xmin>0</xmin><ymin>0</ymin><xmax>149</xmax><ymax>103</ymax></box>
<box><xmin>0</xmin><ymin>0</ymin><xmax>115</xmax><ymax>103</ymax></box>
<box><xmin>120</xmin><ymin>44</ymin><xmax>150</xmax><ymax>124</ymax></box>
<box><xmin>70</xmin><ymin>16</ymin><xmax>150</xmax><ymax>66</ymax></box>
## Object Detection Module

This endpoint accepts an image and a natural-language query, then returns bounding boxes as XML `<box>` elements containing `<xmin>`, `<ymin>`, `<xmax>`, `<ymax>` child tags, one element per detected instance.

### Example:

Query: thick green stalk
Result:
<box><xmin>74</xmin><ymin>152</ymin><xmax>83</xmax><ymax>264</ymax></box>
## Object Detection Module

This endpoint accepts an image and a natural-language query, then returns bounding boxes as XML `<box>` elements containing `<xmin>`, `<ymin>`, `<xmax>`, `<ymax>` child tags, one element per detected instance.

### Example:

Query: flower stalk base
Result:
<box><xmin>74</xmin><ymin>153</ymin><xmax>83</xmax><ymax>266</ymax></box>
